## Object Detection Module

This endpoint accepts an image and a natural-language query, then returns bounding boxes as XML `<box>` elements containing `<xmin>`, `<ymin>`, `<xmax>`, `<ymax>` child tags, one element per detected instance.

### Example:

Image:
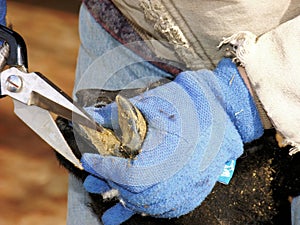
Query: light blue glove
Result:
<box><xmin>81</xmin><ymin>58</ymin><xmax>264</xmax><ymax>225</ymax></box>
<box><xmin>0</xmin><ymin>0</ymin><xmax>6</xmax><ymax>26</ymax></box>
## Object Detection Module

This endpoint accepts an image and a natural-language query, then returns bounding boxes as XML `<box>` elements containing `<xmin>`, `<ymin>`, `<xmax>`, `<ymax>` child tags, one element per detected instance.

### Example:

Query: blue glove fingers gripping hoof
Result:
<box><xmin>83</xmin><ymin>175</ymin><xmax>110</xmax><ymax>194</ymax></box>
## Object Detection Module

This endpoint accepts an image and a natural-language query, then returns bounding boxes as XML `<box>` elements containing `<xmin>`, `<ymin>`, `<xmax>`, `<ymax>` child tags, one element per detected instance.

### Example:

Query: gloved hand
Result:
<box><xmin>0</xmin><ymin>0</ymin><xmax>6</xmax><ymax>26</ymax></box>
<box><xmin>80</xmin><ymin>58</ymin><xmax>264</xmax><ymax>225</ymax></box>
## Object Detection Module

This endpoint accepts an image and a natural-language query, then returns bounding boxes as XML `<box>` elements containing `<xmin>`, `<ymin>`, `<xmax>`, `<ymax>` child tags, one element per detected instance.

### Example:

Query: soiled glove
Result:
<box><xmin>81</xmin><ymin>58</ymin><xmax>263</xmax><ymax>225</ymax></box>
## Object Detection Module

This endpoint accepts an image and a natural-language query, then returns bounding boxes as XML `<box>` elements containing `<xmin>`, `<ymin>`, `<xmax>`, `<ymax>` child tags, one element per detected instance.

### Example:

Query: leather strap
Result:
<box><xmin>252</xmin><ymin>91</ymin><xmax>273</xmax><ymax>129</ymax></box>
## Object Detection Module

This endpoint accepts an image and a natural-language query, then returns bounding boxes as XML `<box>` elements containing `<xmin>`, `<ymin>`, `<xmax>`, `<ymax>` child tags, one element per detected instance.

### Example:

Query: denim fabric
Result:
<box><xmin>67</xmin><ymin>175</ymin><xmax>101</xmax><ymax>225</ymax></box>
<box><xmin>73</xmin><ymin>5</ymin><xmax>173</xmax><ymax>96</ymax></box>
<box><xmin>0</xmin><ymin>0</ymin><xmax>6</xmax><ymax>26</ymax></box>
<box><xmin>292</xmin><ymin>196</ymin><xmax>300</xmax><ymax>225</ymax></box>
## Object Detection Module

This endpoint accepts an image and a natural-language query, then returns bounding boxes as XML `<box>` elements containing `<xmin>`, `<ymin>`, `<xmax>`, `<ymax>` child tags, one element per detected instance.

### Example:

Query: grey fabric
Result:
<box><xmin>112</xmin><ymin>0</ymin><xmax>300</xmax><ymax>70</ymax></box>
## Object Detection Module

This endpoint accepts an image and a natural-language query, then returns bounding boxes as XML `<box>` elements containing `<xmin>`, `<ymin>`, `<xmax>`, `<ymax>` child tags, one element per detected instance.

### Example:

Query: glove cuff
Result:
<box><xmin>214</xmin><ymin>58</ymin><xmax>264</xmax><ymax>143</ymax></box>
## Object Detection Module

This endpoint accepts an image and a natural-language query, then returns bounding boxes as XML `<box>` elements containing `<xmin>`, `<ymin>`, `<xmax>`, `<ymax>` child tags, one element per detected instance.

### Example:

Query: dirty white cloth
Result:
<box><xmin>112</xmin><ymin>0</ymin><xmax>300</xmax><ymax>70</ymax></box>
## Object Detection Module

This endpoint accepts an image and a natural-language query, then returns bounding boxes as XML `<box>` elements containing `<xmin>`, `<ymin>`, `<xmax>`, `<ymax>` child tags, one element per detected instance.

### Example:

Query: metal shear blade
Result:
<box><xmin>13</xmin><ymin>100</ymin><xmax>84</xmax><ymax>169</ymax></box>
<box><xmin>0</xmin><ymin>67</ymin><xmax>105</xmax><ymax>169</ymax></box>
<box><xmin>0</xmin><ymin>24</ymin><xmax>106</xmax><ymax>169</ymax></box>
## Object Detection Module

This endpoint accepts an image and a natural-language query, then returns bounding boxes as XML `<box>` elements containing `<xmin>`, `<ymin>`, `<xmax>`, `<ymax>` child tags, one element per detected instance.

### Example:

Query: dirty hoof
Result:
<box><xmin>116</xmin><ymin>95</ymin><xmax>147</xmax><ymax>159</ymax></box>
<box><xmin>80</xmin><ymin>95</ymin><xmax>147</xmax><ymax>159</ymax></box>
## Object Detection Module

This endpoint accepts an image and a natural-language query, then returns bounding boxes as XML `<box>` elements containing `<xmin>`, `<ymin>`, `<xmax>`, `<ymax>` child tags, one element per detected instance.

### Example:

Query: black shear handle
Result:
<box><xmin>0</xmin><ymin>24</ymin><xmax>28</xmax><ymax>69</ymax></box>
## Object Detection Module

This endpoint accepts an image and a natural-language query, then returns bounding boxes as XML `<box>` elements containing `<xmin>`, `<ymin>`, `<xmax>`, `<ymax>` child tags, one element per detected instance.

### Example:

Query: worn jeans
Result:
<box><xmin>292</xmin><ymin>196</ymin><xmax>300</xmax><ymax>225</ymax></box>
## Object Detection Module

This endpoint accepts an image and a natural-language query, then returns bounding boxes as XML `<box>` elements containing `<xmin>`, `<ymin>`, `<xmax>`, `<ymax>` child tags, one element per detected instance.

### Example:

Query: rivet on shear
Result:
<box><xmin>5</xmin><ymin>74</ymin><xmax>23</xmax><ymax>92</ymax></box>
<box><xmin>6</xmin><ymin>75</ymin><xmax>23</xmax><ymax>93</ymax></box>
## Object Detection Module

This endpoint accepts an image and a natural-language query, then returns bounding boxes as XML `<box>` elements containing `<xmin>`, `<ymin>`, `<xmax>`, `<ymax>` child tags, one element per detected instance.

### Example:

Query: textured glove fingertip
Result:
<box><xmin>81</xmin><ymin>153</ymin><xmax>103</xmax><ymax>175</ymax></box>
<box><xmin>83</xmin><ymin>175</ymin><xmax>110</xmax><ymax>194</ymax></box>
<box><xmin>102</xmin><ymin>203</ymin><xmax>135</xmax><ymax>225</ymax></box>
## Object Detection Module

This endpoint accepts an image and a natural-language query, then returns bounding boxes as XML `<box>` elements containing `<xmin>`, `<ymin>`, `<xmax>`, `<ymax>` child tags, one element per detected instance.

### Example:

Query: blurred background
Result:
<box><xmin>0</xmin><ymin>0</ymin><xmax>82</xmax><ymax>224</ymax></box>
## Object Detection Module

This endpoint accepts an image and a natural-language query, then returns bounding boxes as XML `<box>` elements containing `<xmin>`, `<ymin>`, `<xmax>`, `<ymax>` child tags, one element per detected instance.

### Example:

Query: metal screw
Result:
<box><xmin>6</xmin><ymin>75</ymin><xmax>23</xmax><ymax>92</ymax></box>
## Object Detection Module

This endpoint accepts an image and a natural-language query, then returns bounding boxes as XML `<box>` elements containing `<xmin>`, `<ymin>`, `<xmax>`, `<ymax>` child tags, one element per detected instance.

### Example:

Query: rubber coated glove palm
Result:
<box><xmin>81</xmin><ymin>58</ymin><xmax>263</xmax><ymax>225</ymax></box>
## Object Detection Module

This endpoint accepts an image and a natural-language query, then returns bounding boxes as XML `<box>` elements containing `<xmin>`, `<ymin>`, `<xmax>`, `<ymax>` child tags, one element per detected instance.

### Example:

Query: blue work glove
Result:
<box><xmin>0</xmin><ymin>0</ymin><xmax>6</xmax><ymax>26</ymax></box>
<box><xmin>81</xmin><ymin>58</ymin><xmax>264</xmax><ymax>225</ymax></box>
